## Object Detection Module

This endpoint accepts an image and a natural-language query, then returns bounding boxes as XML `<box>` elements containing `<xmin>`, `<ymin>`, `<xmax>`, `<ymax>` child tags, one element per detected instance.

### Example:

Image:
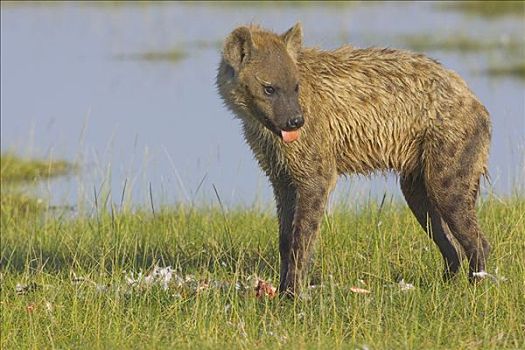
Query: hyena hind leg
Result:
<box><xmin>400</xmin><ymin>172</ymin><xmax>463</xmax><ymax>280</ymax></box>
<box><xmin>424</xmin><ymin>163</ymin><xmax>491</xmax><ymax>281</ymax></box>
<box><xmin>430</xmin><ymin>191</ymin><xmax>490</xmax><ymax>280</ymax></box>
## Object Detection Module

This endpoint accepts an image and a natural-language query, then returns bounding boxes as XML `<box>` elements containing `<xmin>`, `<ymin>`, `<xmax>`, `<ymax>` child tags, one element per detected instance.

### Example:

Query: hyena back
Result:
<box><xmin>216</xmin><ymin>23</ymin><xmax>491</xmax><ymax>296</ymax></box>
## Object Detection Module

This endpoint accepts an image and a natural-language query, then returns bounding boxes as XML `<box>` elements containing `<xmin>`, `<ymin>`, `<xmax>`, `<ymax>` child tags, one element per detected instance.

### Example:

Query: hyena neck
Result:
<box><xmin>241</xmin><ymin>118</ymin><xmax>277</xmax><ymax>152</ymax></box>
<box><xmin>241</xmin><ymin>118</ymin><xmax>289</xmax><ymax>178</ymax></box>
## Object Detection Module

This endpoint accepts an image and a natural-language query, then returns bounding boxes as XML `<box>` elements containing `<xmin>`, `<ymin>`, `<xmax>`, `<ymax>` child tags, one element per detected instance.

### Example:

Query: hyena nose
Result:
<box><xmin>286</xmin><ymin>116</ymin><xmax>304</xmax><ymax>130</ymax></box>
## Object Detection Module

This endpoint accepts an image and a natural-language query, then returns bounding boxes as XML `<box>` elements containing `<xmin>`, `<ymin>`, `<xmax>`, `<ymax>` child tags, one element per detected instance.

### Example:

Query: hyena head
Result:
<box><xmin>217</xmin><ymin>23</ymin><xmax>304</xmax><ymax>142</ymax></box>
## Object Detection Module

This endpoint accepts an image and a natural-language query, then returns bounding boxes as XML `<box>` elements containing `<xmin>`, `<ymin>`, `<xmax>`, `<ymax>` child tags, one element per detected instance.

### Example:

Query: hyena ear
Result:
<box><xmin>222</xmin><ymin>26</ymin><xmax>255</xmax><ymax>73</ymax></box>
<box><xmin>281</xmin><ymin>22</ymin><xmax>303</xmax><ymax>61</ymax></box>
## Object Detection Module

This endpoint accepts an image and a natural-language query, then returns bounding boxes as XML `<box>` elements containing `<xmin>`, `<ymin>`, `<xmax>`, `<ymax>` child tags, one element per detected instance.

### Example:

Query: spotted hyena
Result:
<box><xmin>216</xmin><ymin>23</ymin><xmax>491</xmax><ymax>296</ymax></box>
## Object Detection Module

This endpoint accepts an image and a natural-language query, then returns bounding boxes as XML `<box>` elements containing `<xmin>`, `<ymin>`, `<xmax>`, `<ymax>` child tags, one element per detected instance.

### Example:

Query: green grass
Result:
<box><xmin>2</xmin><ymin>0</ymin><xmax>361</xmax><ymax>9</ymax></box>
<box><xmin>1</xmin><ymin>157</ymin><xmax>524</xmax><ymax>349</ymax></box>
<box><xmin>200</xmin><ymin>1</ymin><xmax>361</xmax><ymax>8</ymax></box>
<box><xmin>1</xmin><ymin>154</ymin><xmax>71</xmax><ymax>183</ymax></box>
<box><xmin>400</xmin><ymin>34</ymin><xmax>524</xmax><ymax>54</ymax></box>
<box><xmin>0</xmin><ymin>154</ymin><xmax>73</xmax><ymax>214</ymax></box>
<box><xmin>130</xmin><ymin>49</ymin><xmax>187</xmax><ymax>62</ymax></box>
<box><xmin>116</xmin><ymin>49</ymin><xmax>187</xmax><ymax>63</ymax></box>
<box><xmin>484</xmin><ymin>62</ymin><xmax>525</xmax><ymax>80</ymax></box>
<box><xmin>438</xmin><ymin>1</ymin><xmax>525</xmax><ymax>19</ymax></box>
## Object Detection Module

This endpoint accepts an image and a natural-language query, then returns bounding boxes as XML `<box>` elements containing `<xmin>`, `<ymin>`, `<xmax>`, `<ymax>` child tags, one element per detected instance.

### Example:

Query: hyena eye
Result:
<box><xmin>295</xmin><ymin>83</ymin><xmax>299</xmax><ymax>93</ymax></box>
<box><xmin>264</xmin><ymin>86</ymin><xmax>275</xmax><ymax>95</ymax></box>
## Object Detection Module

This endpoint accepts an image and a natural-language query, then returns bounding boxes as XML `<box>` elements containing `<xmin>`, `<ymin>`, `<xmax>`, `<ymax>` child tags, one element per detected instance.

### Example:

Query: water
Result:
<box><xmin>1</xmin><ymin>2</ymin><xmax>524</xmax><ymax>208</ymax></box>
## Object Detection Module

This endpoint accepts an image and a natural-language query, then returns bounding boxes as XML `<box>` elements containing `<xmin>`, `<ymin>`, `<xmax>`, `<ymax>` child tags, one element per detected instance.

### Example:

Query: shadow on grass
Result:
<box><xmin>0</xmin><ymin>241</ymin><xmax>278</xmax><ymax>279</ymax></box>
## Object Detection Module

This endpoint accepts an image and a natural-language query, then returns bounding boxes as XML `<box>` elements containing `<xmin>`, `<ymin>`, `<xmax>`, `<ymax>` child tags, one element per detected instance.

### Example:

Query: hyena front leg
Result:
<box><xmin>283</xmin><ymin>171</ymin><xmax>336</xmax><ymax>297</ymax></box>
<box><xmin>271</xmin><ymin>176</ymin><xmax>297</xmax><ymax>293</ymax></box>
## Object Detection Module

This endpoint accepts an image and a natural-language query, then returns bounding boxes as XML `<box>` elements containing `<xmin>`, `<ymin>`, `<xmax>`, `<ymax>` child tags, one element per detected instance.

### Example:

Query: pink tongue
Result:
<box><xmin>281</xmin><ymin>130</ymin><xmax>300</xmax><ymax>143</ymax></box>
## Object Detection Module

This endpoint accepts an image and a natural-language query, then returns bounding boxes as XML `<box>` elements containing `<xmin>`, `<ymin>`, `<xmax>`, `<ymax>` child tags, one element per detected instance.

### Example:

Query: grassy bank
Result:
<box><xmin>1</xmin><ymin>159</ymin><xmax>524</xmax><ymax>349</ymax></box>
<box><xmin>0</xmin><ymin>154</ymin><xmax>73</xmax><ymax>213</ymax></box>
<box><xmin>1</xmin><ymin>154</ymin><xmax>70</xmax><ymax>183</ymax></box>
<box><xmin>438</xmin><ymin>1</ymin><xmax>525</xmax><ymax>19</ymax></box>
<box><xmin>485</xmin><ymin>62</ymin><xmax>525</xmax><ymax>80</ymax></box>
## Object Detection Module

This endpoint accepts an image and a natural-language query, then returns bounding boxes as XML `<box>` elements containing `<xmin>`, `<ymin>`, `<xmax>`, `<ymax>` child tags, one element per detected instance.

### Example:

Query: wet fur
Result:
<box><xmin>217</xmin><ymin>23</ymin><xmax>492</xmax><ymax>296</ymax></box>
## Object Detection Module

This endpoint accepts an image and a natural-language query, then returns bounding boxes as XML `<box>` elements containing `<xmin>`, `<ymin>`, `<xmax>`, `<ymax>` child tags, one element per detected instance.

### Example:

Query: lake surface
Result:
<box><xmin>1</xmin><ymin>2</ymin><xmax>524</xmax><ymax>208</ymax></box>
